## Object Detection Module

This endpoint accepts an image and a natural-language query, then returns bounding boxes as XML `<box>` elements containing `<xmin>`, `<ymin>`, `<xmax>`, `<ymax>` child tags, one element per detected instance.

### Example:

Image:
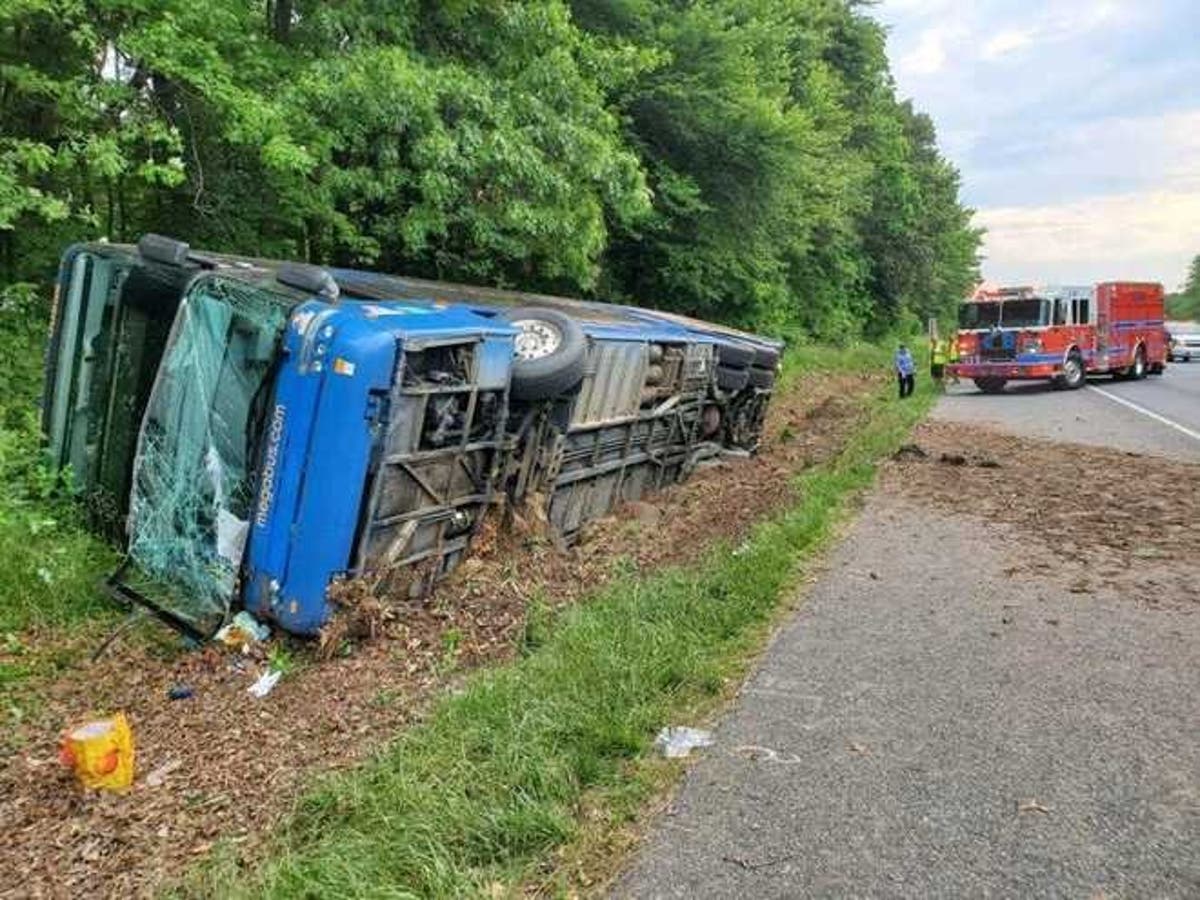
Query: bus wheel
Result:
<box><xmin>504</xmin><ymin>307</ymin><xmax>588</xmax><ymax>401</ymax></box>
<box><xmin>973</xmin><ymin>377</ymin><xmax>1006</xmax><ymax>394</ymax></box>
<box><xmin>1060</xmin><ymin>352</ymin><xmax>1085</xmax><ymax>390</ymax></box>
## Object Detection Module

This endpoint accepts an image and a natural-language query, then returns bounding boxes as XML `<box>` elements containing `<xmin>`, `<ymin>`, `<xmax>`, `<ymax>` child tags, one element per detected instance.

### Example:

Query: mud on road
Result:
<box><xmin>888</xmin><ymin>420</ymin><xmax>1200</xmax><ymax>609</ymax></box>
<box><xmin>0</xmin><ymin>370</ymin><xmax>882</xmax><ymax>898</ymax></box>
<box><xmin>614</xmin><ymin>418</ymin><xmax>1200</xmax><ymax>899</ymax></box>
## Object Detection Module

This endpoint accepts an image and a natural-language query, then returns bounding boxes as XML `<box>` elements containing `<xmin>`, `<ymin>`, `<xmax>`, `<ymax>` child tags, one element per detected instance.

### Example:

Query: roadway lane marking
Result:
<box><xmin>1088</xmin><ymin>385</ymin><xmax>1200</xmax><ymax>443</ymax></box>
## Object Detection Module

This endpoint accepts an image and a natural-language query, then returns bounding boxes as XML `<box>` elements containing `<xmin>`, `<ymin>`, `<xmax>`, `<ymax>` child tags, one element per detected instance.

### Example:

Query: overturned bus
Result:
<box><xmin>42</xmin><ymin>236</ymin><xmax>782</xmax><ymax>638</ymax></box>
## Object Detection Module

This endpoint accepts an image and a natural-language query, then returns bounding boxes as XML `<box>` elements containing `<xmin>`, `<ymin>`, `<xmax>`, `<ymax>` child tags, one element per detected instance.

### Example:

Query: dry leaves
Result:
<box><xmin>0</xmin><ymin>373</ymin><xmax>881</xmax><ymax>896</ymax></box>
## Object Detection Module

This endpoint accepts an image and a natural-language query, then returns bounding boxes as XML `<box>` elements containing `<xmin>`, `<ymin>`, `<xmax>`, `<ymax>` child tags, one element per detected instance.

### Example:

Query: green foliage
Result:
<box><xmin>0</xmin><ymin>1</ymin><xmax>975</xmax><ymax>635</ymax></box>
<box><xmin>1</xmin><ymin>0</ymin><xmax>978</xmax><ymax>330</ymax></box>
<box><xmin>575</xmin><ymin>0</ymin><xmax>980</xmax><ymax>336</ymax></box>
<box><xmin>0</xmin><ymin>284</ymin><xmax>115</xmax><ymax>635</ymax></box>
<box><xmin>1166</xmin><ymin>253</ymin><xmax>1200</xmax><ymax>320</ymax></box>
<box><xmin>185</xmin><ymin>356</ymin><xmax>936</xmax><ymax>897</ymax></box>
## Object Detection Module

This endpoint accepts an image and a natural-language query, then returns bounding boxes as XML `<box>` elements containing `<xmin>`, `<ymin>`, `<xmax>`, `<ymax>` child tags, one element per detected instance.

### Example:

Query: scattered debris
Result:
<box><xmin>247</xmin><ymin>670</ymin><xmax>282</xmax><ymax>698</ymax></box>
<box><xmin>734</xmin><ymin>745</ymin><xmax>803</xmax><ymax>765</ymax></box>
<box><xmin>1132</xmin><ymin>546</ymin><xmax>1166</xmax><ymax>560</ymax></box>
<box><xmin>215</xmin><ymin>611</ymin><xmax>271</xmax><ymax>649</ymax></box>
<box><xmin>847</xmin><ymin>741</ymin><xmax>869</xmax><ymax>755</ymax></box>
<box><xmin>939</xmin><ymin>452</ymin><xmax>967</xmax><ymax>466</ymax></box>
<box><xmin>144</xmin><ymin>759</ymin><xmax>183</xmax><ymax>788</ymax></box>
<box><xmin>654</xmin><ymin>726</ymin><xmax>714</xmax><ymax>759</ymax></box>
<box><xmin>892</xmin><ymin>443</ymin><xmax>927</xmax><ymax>461</ymax></box>
<box><xmin>0</xmin><ymin>373</ymin><xmax>884</xmax><ymax>895</ymax></box>
<box><xmin>888</xmin><ymin>420</ymin><xmax>1200</xmax><ymax>612</ymax></box>
<box><xmin>167</xmin><ymin>685</ymin><xmax>194</xmax><ymax>701</ymax></box>
<box><xmin>1017</xmin><ymin>799</ymin><xmax>1053</xmax><ymax>815</ymax></box>
<box><xmin>722</xmin><ymin>851</ymin><xmax>798</xmax><ymax>870</ymax></box>
<box><xmin>59</xmin><ymin>714</ymin><xmax>135</xmax><ymax>791</ymax></box>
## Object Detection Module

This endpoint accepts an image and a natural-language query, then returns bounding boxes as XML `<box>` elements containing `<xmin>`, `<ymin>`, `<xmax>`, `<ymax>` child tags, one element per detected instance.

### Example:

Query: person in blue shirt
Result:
<box><xmin>895</xmin><ymin>344</ymin><xmax>916</xmax><ymax>398</ymax></box>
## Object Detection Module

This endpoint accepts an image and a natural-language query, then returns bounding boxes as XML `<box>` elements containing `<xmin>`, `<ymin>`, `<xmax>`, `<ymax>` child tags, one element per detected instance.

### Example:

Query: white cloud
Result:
<box><xmin>981</xmin><ymin>28</ymin><xmax>1034</xmax><ymax>60</ymax></box>
<box><xmin>977</xmin><ymin>4</ymin><xmax>1135</xmax><ymax>64</ymax></box>
<box><xmin>898</xmin><ymin>25</ymin><xmax>967</xmax><ymax>76</ymax></box>
<box><xmin>876</xmin><ymin>0</ymin><xmax>1200</xmax><ymax>284</ymax></box>
<box><xmin>977</xmin><ymin>189</ymin><xmax>1200</xmax><ymax>286</ymax></box>
<box><xmin>968</xmin><ymin>109</ymin><xmax>1200</xmax><ymax>206</ymax></box>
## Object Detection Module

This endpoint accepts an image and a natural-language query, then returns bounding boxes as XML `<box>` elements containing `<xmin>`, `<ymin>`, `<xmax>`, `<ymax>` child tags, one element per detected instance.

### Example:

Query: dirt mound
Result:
<box><xmin>0</xmin><ymin>371</ymin><xmax>882</xmax><ymax>897</ymax></box>
<box><xmin>885</xmin><ymin>420</ymin><xmax>1200</xmax><ymax>609</ymax></box>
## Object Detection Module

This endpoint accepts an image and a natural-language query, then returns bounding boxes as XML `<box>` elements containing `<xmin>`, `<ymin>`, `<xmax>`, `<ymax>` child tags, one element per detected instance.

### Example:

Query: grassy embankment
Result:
<box><xmin>187</xmin><ymin>342</ymin><xmax>937</xmax><ymax>898</ymax></box>
<box><xmin>1</xmin><ymin>288</ymin><xmax>935</xmax><ymax>891</ymax></box>
<box><xmin>0</xmin><ymin>287</ymin><xmax>117</xmax><ymax>697</ymax></box>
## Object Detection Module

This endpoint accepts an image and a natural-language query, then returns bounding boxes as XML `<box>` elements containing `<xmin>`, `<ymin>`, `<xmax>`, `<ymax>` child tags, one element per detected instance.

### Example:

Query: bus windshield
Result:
<box><xmin>126</xmin><ymin>277</ymin><xmax>288</xmax><ymax>631</ymax></box>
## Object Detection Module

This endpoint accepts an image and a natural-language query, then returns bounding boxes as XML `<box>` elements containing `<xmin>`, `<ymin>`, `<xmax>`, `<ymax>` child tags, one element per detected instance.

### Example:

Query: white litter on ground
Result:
<box><xmin>654</xmin><ymin>726</ymin><xmax>714</xmax><ymax>758</ymax></box>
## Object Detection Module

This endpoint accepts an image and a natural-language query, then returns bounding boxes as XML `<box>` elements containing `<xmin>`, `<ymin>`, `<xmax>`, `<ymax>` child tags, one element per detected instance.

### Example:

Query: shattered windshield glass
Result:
<box><xmin>126</xmin><ymin>277</ymin><xmax>288</xmax><ymax>631</ymax></box>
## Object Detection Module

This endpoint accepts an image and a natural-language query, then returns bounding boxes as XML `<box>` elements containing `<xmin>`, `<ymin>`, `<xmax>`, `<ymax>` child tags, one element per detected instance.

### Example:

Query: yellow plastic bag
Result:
<box><xmin>58</xmin><ymin>713</ymin><xmax>135</xmax><ymax>791</ymax></box>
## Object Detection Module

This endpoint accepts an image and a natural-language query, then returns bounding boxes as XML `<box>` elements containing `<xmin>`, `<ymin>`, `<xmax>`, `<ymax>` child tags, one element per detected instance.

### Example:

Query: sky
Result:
<box><xmin>871</xmin><ymin>0</ymin><xmax>1200</xmax><ymax>289</ymax></box>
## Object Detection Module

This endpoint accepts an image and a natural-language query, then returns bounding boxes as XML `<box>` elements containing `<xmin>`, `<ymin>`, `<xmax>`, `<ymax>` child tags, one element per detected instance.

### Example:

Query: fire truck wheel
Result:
<box><xmin>973</xmin><ymin>377</ymin><xmax>1006</xmax><ymax>394</ymax></box>
<box><xmin>1129</xmin><ymin>345</ymin><xmax>1147</xmax><ymax>380</ymax></box>
<box><xmin>1059</xmin><ymin>351</ymin><xmax>1085</xmax><ymax>390</ymax></box>
<box><xmin>503</xmin><ymin>307</ymin><xmax>588</xmax><ymax>401</ymax></box>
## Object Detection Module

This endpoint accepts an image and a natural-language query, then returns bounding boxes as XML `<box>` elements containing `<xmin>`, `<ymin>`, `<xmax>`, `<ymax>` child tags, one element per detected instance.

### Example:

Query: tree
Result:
<box><xmin>2</xmin><ymin>0</ymin><xmax>980</xmax><ymax>339</ymax></box>
<box><xmin>1166</xmin><ymin>253</ymin><xmax>1200</xmax><ymax>320</ymax></box>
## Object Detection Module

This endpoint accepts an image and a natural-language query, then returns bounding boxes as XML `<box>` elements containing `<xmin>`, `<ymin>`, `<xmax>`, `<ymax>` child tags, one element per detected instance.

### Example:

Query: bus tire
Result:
<box><xmin>504</xmin><ymin>307</ymin><xmax>588</xmax><ymax>401</ymax></box>
<box><xmin>974</xmin><ymin>377</ymin><xmax>1006</xmax><ymax>394</ymax></box>
<box><xmin>712</xmin><ymin>340</ymin><xmax>756</xmax><ymax>369</ymax></box>
<box><xmin>752</xmin><ymin>345</ymin><xmax>781</xmax><ymax>369</ymax></box>
<box><xmin>716</xmin><ymin>364</ymin><xmax>750</xmax><ymax>392</ymax></box>
<box><xmin>748</xmin><ymin>365</ymin><xmax>775</xmax><ymax>390</ymax></box>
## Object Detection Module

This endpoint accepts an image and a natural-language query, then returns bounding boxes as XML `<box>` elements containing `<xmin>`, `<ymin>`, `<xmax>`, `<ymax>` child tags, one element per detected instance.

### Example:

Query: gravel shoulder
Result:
<box><xmin>614</xmin><ymin>424</ymin><xmax>1200</xmax><ymax>898</ymax></box>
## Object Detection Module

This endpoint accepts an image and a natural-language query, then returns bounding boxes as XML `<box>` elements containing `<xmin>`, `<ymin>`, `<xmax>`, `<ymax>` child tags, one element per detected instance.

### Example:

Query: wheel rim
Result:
<box><xmin>1134</xmin><ymin>351</ymin><xmax>1145</xmax><ymax>376</ymax></box>
<box><xmin>511</xmin><ymin>319</ymin><xmax>563</xmax><ymax>360</ymax></box>
<box><xmin>1064</xmin><ymin>357</ymin><xmax>1081</xmax><ymax>383</ymax></box>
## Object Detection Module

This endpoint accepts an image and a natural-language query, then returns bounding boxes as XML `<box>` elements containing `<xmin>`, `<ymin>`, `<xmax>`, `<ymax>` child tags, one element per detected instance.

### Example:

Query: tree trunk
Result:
<box><xmin>273</xmin><ymin>0</ymin><xmax>292</xmax><ymax>43</ymax></box>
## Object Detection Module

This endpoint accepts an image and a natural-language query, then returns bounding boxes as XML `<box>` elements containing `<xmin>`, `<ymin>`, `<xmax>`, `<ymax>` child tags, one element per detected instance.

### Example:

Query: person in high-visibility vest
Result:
<box><xmin>930</xmin><ymin>336</ymin><xmax>947</xmax><ymax>384</ymax></box>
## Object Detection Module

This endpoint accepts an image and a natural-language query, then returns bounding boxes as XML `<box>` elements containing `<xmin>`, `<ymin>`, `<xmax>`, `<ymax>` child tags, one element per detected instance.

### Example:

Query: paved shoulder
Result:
<box><xmin>614</xmin><ymin>491</ymin><xmax>1200</xmax><ymax>898</ymax></box>
<box><xmin>933</xmin><ymin>366</ymin><xmax>1200</xmax><ymax>463</ymax></box>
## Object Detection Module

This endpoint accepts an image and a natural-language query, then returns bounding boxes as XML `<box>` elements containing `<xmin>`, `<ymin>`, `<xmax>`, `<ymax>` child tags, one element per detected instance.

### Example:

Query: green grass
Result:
<box><xmin>187</xmin><ymin>359</ymin><xmax>936</xmax><ymax>899</ymax></box>
<box><xmin>1</xmin><ymin>284</ymin><xmax>118</xmax><ymax>701</ymax></box>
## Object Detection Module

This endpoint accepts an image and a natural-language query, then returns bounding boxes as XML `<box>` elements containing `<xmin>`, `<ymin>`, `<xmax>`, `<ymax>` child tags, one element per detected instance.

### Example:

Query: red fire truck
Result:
<box><xmin>948</xmin><ymin>282</ymin><xmax>1167</xmax><ymax>393</ymax></box>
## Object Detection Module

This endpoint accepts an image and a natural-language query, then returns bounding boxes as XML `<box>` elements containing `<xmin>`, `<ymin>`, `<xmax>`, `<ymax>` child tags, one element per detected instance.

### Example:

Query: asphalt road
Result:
<box><xmin>935</xmin><ymin>362</ymin><xmax>1200</xmax><ymax>463</ymax></box>
<box><xmin>613</xmin><ymin>375</ymin><xmax>1200</xmax><ymax>898</ymax></box>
